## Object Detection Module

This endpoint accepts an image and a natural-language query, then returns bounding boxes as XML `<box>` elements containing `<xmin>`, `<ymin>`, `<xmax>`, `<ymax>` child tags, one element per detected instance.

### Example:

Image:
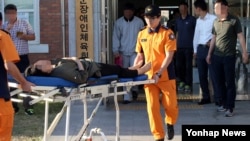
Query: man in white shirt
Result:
<box><xmin>193</xmin><ymin>0</ymin><xmax>217</xmax><ymax>105</ymax></box>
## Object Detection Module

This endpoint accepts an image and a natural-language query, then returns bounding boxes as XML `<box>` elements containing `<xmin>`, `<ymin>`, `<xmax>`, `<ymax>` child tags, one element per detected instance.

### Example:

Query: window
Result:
<box><xmin>0</xmin><ymin>0</ymin><xmax>40</xmax><ymax>44</ymax></box>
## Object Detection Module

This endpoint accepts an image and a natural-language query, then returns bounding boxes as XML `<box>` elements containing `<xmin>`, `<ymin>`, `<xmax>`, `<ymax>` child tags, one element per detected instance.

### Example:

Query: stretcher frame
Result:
<box><xmin>8</xmin><ymin>76</ymin><xmax>155</xmax><ymax>141</ymax></box>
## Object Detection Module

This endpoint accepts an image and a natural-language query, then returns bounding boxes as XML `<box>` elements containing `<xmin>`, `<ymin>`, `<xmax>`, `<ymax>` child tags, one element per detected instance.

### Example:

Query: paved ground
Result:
<box><xmin>47</xmin><ymin>68</ymin><xmax>250</xmax><ymax>141</ymax></box>
<box><xmin>48</xmin><ymin>98</ymin><xmax>250</xmax><ymax>141</ymax></box>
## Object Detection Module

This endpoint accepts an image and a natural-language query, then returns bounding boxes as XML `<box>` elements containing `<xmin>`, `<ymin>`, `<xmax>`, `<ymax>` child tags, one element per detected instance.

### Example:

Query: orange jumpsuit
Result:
<box><xmin>0</xmin><ymin>30</ymin><xmax>20</xmax><ymax>141</ymax></box>
<box><xmin>135</xmin><ymin>25</ymin><xmax>179</xmax><ymax>140</ymax></box>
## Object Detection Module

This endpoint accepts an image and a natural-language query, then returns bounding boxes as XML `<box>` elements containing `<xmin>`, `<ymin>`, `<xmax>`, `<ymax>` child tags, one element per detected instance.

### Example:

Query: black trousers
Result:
<box><xmin>11</xmin><ymin>54</ymin><xmax>30</xmax><ymax>109</ymax></box>
<box><xmin>15</xmin><ymin>54</ymin><xmax>30</xmax><ymax>72</ymax></box>
<box><xmin>212</xmin><ymin>55</ymin><xmax>235</xmax><ymax>109</ymax></box>
<box><xmin>175</xmin><ymin>48</ymin><xmax>193</xmax><ymax>86</ymax></box>
<box><xmin>196</xmin><ymin>45</ymin><xmax>212</xmax><ymax>100</ymax></box>
<box><xmin>99</xmin><ymin>63</ymin><xmax>138</xmax><ymax>78</ymax></box>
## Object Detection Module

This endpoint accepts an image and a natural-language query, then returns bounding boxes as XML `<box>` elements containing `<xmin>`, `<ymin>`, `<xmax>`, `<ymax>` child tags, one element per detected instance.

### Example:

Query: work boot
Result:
<box><xmin>166</xmin><ymin>124</ymin><xmax>174</xmax><ymax>140</ymax></box>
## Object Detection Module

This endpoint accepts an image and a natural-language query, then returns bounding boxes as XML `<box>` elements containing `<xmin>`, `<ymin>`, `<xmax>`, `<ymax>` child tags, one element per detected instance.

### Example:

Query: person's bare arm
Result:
<box><xmin>19</xmin><ymin>34</ymin><xmax>35</xmax><ymax>41</ymax></box>
<box><xmin>238</xmin><ymin>32</ymin><xmax>249</xmax><ymax>64</ymax></box>
<box><xmin>5</xmin><ymin>61</ymin><xmax>35</xmax><ymax>92</ymax></box>
<box><xmin>133</xmin><ymin>53</ymin><xmax>144</xmax><ymax>66</ymax></box>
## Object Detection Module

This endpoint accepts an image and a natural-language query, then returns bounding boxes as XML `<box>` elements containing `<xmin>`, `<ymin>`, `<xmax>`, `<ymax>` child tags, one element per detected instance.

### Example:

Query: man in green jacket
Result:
<box><xmin>25</xmin><ymin>57</ymin><xmax>151</xmax><ymax>84</ymax></box>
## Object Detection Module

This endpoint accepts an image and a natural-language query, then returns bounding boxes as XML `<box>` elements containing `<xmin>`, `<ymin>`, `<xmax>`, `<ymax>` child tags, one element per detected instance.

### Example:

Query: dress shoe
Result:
<box><xmin>167</xmin><ymin>124</ymin><xmax>174</xmax><ymax>140</ymax></box>
<box><xmin>132</xmin><ymin>91</ymin><xmax>138</xmax><ymax>101</ymax></box>
<box><xmin>122</xmin><ymin>100</ymin><xmax>131</xmax><ymax>104</ymax></box>
<box><xmin>198</xmin><ymin>99</ymin><xmax>211</xmax><ymax>105</ymax></box>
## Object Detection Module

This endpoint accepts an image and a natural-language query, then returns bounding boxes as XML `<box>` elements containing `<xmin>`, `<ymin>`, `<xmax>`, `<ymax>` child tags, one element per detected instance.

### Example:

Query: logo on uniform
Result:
<box><xmin>146</xmin><ymin>7</ymin><xmax>152</xmax><ymax>13</ymax></box>
<box><xmin>141</xmin><ymin>39</ymin><xmax>147</xmax><ymax>42</ymax></box>
<box><xmin>169</xmin><ymin>33</ymin><xmax>175</xmax><ymax>40</ymax></box>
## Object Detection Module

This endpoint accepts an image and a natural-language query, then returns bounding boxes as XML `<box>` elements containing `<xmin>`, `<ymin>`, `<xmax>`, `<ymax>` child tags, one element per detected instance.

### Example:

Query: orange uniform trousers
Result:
<box><xmin>144</xmin><ymin>79</ymin><xmax>179</xmax><ymax>140</ymax></box>
<box><xmin>0</xmin><ymin>99</ymin><xmax>14</xmax><ymax>141</ymax></box>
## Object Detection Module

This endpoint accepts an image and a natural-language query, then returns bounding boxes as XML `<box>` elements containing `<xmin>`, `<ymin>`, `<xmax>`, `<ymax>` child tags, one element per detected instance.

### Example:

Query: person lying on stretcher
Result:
<box><xmin>24</xmin><ymin>57</ymin><xmax>151</xmax><ymax>84</ymax></box>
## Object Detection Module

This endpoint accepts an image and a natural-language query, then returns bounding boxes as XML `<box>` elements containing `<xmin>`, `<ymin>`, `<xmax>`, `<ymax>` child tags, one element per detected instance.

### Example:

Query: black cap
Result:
<box><xmin>144</xmin><ymin>5</ymin><xmax>161</xmax><ymax>17</ymax></box>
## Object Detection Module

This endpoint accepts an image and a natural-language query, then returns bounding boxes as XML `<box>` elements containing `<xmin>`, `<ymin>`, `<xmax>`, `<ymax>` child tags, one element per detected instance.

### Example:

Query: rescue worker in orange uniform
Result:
<box><xmin>0</xmin><ymin>12</ymin><xmax>34</xmax><ymax>141</ymax></box>
<box><xmin>134</xmin><ymin>5</ymin><xmax>179</xmax><ymax>141</ymax></box>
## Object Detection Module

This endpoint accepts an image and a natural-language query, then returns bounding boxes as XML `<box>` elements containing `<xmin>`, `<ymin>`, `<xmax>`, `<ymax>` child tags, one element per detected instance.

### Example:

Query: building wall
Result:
<box><xmin>29</xmin><ymin>0</ymin><xmax>184</xmax><ymax>64</ymax></box>
<box><xmin>29</xmin><ymin>0</ymin><xmax>69</xmax><ymax>63</ymax></box>
<box><xmin>28</xmin><ymin>0</ymin><xmax>250</xmax><ymax>64</ymax></box>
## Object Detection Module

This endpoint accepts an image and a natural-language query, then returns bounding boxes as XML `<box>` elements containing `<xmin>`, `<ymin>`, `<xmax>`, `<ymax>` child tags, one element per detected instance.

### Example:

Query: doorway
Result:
<box><xmin>101</xmin><ymin>0</ymin><xmax>185</xmax><ymax>64</ymax></box>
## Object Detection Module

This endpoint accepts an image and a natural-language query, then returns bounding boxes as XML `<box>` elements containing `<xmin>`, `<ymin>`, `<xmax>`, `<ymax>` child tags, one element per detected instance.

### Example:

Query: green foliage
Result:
<box><xmin>12</xmin><ymin>102</ymin><xmax>64</xmax><ymax>140</ymax></box>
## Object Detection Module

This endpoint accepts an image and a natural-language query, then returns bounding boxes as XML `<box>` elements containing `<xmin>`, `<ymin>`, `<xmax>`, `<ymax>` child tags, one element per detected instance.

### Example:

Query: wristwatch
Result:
<box><xmin>156</xmin><ymin>72</ymin><xmax>161</xmax><ymax>78</ymax></box>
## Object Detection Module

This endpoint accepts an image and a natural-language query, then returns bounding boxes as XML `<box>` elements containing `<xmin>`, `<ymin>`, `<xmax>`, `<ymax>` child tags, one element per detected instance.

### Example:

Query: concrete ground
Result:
<box><xmin>47</xmin><ymin>68</ymin><xmax>250</xmax><ymax>141</ymax></box>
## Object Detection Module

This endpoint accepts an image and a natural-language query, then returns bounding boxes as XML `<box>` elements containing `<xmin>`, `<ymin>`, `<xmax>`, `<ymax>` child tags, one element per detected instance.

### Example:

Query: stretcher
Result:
<box><xmin>8</xmin><ymin>74</ymin><xmax>155</xmax><ymax>141</ymax></box>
